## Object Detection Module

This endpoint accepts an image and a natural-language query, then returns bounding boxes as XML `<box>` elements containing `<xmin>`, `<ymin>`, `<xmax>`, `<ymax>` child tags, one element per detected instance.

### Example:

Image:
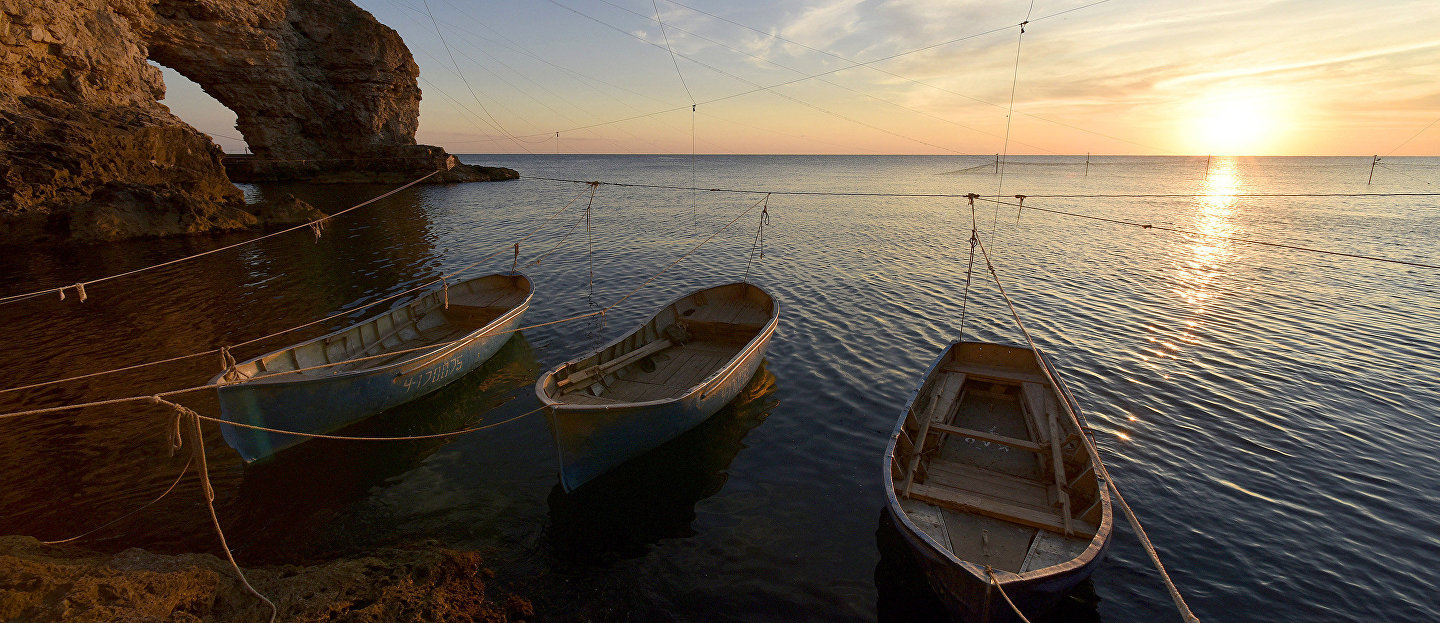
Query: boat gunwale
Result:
<box><xmin>883</xmin><ymin>340</ymin><xmax>1114</xmax><ymax>586</ymax></box>
<box><xmin>536</xmin><ymin>281</ymin><xmax>779</xmax><ymax>411</ymax></box>
<box><xmin>210</xmin><ymin>272</ymin><xmax>534</xmax><ymax>389</ymax></box>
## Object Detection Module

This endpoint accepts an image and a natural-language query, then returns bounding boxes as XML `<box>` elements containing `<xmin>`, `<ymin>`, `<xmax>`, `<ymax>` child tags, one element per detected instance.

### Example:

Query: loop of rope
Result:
<box><xmin>160</xmin><ymin>397</ymin><xmax>278</xmax><ymax>622</ymax></box>
<box><xmin>742</xmin><ymin>194</ymin><xmax>771</xmax><ymax>284</ymax></box>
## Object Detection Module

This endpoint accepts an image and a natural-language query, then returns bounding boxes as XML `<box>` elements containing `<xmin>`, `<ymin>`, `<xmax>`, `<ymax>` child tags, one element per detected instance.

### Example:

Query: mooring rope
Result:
<box><xmin>149</xmin><ymin>396</ymin><xmax>277</xmax><ymax>622</ymax></box>
<box><xmin>0</xmin><ymin>185</ymin><xmax>593</xmax><ymax>398</ymax></box>
<box><xmin>975</xmin><ymin>195</ymin><xmax>1440</xmax><ymax>270</ymax></box>
<box><xmin>985</xmin><ymin>567</ymin><xmax>1035</xmax><ymax>623</ymax></box>
<box><xmin>0</xmin><ymin>170</ymin><xmax>439</xmax><ymax>306</ymax></box>
<box><xmin>972</xmin><ymin>232</ymin><xmax>1200</xmax><ymax>622</ymax></box>
<box><xmin>0</xmin><ymin>192</ymin><xmax>764</xmax><ymax>422</ymax></box>
<box><xmin>741</xmin><ymin>195</ymin><xmax>771</xmax><ymax>284</ymax></box>
<box><xmin>41</xmin><ymin>455</ymin><xmax>193</xmax><ymax>545</ymax></box>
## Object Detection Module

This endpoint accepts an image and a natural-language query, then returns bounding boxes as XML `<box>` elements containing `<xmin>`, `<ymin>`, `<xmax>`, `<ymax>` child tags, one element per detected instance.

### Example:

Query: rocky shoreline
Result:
<box><xmin>0</xmin><ymin>535</ymin><xmax>533</xmax><ymax>622</ymax></box>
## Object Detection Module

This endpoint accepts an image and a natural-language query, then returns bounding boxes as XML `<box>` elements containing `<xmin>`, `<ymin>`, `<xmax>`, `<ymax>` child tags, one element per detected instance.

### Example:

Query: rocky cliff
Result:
<box><xmin>0</xmin><ymin>0</ymin><xmax>512</xmax><ymax>244</ymax></box>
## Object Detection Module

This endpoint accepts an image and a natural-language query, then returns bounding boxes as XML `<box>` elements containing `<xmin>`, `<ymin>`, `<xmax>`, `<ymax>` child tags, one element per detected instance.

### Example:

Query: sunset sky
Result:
<box><xmin>160</xmin><ymin>0</ymin><xmax>1440</xmax><ymax>156</ymax></box>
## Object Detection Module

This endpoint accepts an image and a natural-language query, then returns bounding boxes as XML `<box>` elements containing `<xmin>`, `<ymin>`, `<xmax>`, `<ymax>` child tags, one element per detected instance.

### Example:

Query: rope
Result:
<box><xmin>0</xmin><ymin>193</ymin><xmax>763</xmax><ymax>422</ymax></box>
<box><xmin>0</xmin><ymin>170</ymin><xmax>439</xmax><ymax>306</ymax></box>
<box><xmin>972</xmin><ymin>233</ymin><xmax>1200</xmax><ymax>622</ymax></box>
<box><xmin>151</xmin><ymin>397</ymin><xmax>277</xmax><ymax>622</ymax></box>
<box><xmin>741</xmin><ymin>195</ymin><xmax>770</xmax><ymax>283</ymax></box>
<box><xmin>41</xmin><ymin>455</ymin><xmax>193</xmax><ymax>545</ymax></box>
<box><xmin>527</xmin><ymin>176</ymin><xmax>1440</xmax><ymax>199</ymax></box>
<box><xmin>1385</xmin><ymin>115</ymin><xmax>1440</xmax><ymax>156</ymax></box>
<box><xmin>585</xmin><ymin>181</ymin><xmax>599</xmax><ymax>291</ymax></box>
<box><xmin>528</xmin><ymin>177</ymin><xmax>1439</xmax><ymax>270</ymax></box>
<box><xmin>976</xmin><ymin>196</ymin><xmax>1440</xmax><ymax>270</ymax></box>
<box><xmin>192</xmin><ymin>404</ymin><xmax>546</xmax><ymax>442</ymax></box>
<box><xmin>652</xmin><ymin>0</ymin><xmax>693</xmax><ymax>102</ymax></box>
<box><xmin>994</xmin><ymin>4</ymin><xmax>1032</xmax><ymax>217</ymax></box>
<box><xmin>957</xmin><ymin>194</ymin><xmax>979</xmax><ymax>342</ymax></box>
<box><xmin>606</xmin><ymin>193</ymin><xmax>769</xmax><ymax>311</ymax></box>
<box><xmin>0</xmin><ymin>184</ymin><xmax>592</xmax><ymax>397</ymax></box>
<box><xmin>525</xmin><ymin>0</ymin><xmax>1112</xmax><ymax>146</ymax></box>
<box><xmin>985</xmin><ymin>567</ymin><xmax>1034</xmax><ymax>623</ymax></box>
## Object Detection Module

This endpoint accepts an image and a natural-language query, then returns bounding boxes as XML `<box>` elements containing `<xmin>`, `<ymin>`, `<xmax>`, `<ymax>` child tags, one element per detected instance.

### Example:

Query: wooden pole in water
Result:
<box><xmin>1084</xmin><ymin>152</ymin><xmax>1090</xmax><ymax>177</ymax></box>
<box><xmin>994</xmin><ymin>153</ymin><xmax>1000</xmax><ymax>174</ymax></box>
<box><xmin>1204</xmin><ymin>154</ymin><xmax>1211</xmax><ymax>180</ymax></box>
<box><xmin>1368</xmin><ymin>155</ymin><xmax>1379</xmax><ymax>185</ymax></box>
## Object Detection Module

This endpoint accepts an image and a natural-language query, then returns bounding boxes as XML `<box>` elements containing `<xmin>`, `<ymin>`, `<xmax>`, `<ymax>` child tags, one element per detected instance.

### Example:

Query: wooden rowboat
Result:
<box><xmin>884</xmin><ymin>341</ymin><xmax>1113</xmax><ymax>621</ymax></box>
<box><xmin>212</xmin><ymin>273</ymin><xmax>533</xmax><ymax>462</ymax></box>
<box><xmin>537</xmin><ymin>282</ymin><xmax>778</xmax><ymax>492</ymax></box>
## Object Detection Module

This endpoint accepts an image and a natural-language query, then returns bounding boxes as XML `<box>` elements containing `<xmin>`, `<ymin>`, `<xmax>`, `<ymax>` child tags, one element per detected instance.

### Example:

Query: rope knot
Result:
<box><xmin>442</xmin><ymin>277</ymin><xmax>450</xmax><ymax>310</ymax></box>
<box><xmin>219</xmin><ymin>346</ymin><xmax>240</xmax><ymax>382</ymax></box>
<box><xmin>59</xmin><ymin>282</ymin><xmax>88</xmax><ymax>302</ymax></box>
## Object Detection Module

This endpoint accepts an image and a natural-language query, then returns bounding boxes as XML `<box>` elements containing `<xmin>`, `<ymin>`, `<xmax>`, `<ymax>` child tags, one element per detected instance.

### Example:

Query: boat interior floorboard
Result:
<box><xmin>559</xmin><ymin>338</ymin><xmax>742</xmax><ymax>403</ymax></box>
<box><xmin>937</xmin><ymin>391</ymin><xmax>1040</xmax><ymax>480</ymax></box>
<box><xmin>897</xmin><ymin>365</ymin><xmax>1100</xmax><ymax>575</ymax></box>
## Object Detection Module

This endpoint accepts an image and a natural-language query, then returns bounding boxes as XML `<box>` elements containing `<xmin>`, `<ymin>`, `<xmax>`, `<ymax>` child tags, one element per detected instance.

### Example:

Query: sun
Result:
<box><xmin>1182</xmin><ymin>89</ymin><xmax>1285</xmax><ymax>155</ymax></box>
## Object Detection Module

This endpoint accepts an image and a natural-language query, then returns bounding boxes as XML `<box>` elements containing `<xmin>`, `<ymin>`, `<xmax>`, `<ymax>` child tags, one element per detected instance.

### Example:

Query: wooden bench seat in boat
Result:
<box><xmin>906</xmin><ymin>480</ymin><xmax>1097</xmax><ymax>539</ymax></box>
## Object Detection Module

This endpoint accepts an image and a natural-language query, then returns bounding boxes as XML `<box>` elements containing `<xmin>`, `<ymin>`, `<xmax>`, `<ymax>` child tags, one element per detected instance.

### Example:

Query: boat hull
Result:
<box><xmin>217</xmin><ymin>286</ymin><xmax>529</xmax><ymax>462</ymax></box>
<box><xmin>882</xmin><ymin>502</ymin><xmax>1107</xmax><ymax>622</ymax></box>
<box><xmin>540</xmin><ymin>282</ymin><xmax>779</xmax><ymax>492</ymax></box>
<box><xmin>547</xmin><ymin>318</ymin><xmax>774</xmax><ymax>492</ymax></box>
<box><xmin>883</xmin><ymin>341</ymin><xmax>1112</xmax><ymax>622</ymax></box>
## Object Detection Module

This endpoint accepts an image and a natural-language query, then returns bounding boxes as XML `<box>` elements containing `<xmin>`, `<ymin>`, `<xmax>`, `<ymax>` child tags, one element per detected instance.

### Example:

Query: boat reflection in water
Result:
<box><xmin>219</xmin><ymin>333</ymin><xmax>540</xmax><ymax>562</ymax></box>
<box><xmin>546</xmin><ymin>364</ymin><xmax>778</xmax><ymax>564</ymax></box>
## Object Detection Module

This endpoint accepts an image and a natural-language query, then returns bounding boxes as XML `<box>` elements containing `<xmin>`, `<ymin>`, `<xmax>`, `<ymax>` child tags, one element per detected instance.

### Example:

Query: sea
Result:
<box><xmin>1</xmin><ymin>154</ymin><xmax>1437</xmax><ymax>621</ymax></box>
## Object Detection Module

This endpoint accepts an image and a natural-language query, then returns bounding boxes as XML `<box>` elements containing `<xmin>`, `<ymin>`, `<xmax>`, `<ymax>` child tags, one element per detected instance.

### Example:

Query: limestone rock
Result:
<box><xmin>0</xmin><ymin>535</ymin><xmax>516</xmax><ymax>622</ymax></box>
<box><xmin>247</xmin><ymin>192</ymin><xmax>327</xmax><ymax>226</ymax></box>
<box><xmin>0</xmin><ymin>0</ymin><xmax>502</xmax><ymax>244</ymax></box>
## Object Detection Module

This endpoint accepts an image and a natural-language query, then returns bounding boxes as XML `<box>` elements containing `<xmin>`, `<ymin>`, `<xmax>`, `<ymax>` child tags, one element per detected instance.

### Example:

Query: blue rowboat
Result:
<box><xmin>884</xmin><ymin>341</ymin><xmax>1113</xmax><ymax>622</ymax></box>
<box><xmin>537</xmin><ymin>282</ymin><xmax>778</xmax><ymax>492</ymax></box>
<box><xmin>212</xmin><ymin>273</ymin><xmax>533</xmax><ymax>462</ymax></box>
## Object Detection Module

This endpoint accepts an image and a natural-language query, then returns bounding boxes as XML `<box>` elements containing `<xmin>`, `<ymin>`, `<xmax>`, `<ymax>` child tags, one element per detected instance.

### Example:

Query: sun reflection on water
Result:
<box><xmin>1140</xmin><ymin>158</ymin><xmax>1242</xmax><ymax>375</ymax></box>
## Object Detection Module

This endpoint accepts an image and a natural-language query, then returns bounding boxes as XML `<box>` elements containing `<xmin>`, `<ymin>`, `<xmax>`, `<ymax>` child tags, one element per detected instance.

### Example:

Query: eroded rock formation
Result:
<box><xmin>0</xmin><ymin>0</ymin><xmax>513</xmax><ymax>244</ymax></box>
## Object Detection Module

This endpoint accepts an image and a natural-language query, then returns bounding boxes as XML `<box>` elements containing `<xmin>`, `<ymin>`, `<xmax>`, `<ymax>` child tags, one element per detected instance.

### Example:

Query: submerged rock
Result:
<box><xmin>0</xmin><ymin>535</ymin><xmax>516</xmax><ymax>622</ymax></box>
<box><xmin>246</xmin><ymin>193</ymin><xmax>328</xmax><ymax>226</ymax></box>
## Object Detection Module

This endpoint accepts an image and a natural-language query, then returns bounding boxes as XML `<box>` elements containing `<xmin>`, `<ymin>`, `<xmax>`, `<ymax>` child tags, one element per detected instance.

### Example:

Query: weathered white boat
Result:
<box><xmin>213</xmin><ymin>273</ymin><xmax>533</xmax><ymax>462</ymax></box>
<box><xmin>537</xmin><ymin>282</ymin><xmax>778</xmax><ymax>492</ymax></box>
<box><xmin>884</xmin><ymin>341</ymin><xmax>1113</xmax><ymax>622</ymax></box>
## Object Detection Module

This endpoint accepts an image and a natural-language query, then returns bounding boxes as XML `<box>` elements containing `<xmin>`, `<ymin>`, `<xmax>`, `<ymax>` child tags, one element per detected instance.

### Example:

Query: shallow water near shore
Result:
<box><xmin>1</xmin><ymin>154</ymin><xmax>1438</xmax><ymax>621</ymax></box>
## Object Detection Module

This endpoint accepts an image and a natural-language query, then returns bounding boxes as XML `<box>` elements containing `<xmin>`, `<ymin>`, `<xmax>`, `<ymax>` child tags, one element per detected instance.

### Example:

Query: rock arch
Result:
<box><xmin>0</xmin><ymin>0</ymin><xmax>466</xmax><ymax>243</ymax></box>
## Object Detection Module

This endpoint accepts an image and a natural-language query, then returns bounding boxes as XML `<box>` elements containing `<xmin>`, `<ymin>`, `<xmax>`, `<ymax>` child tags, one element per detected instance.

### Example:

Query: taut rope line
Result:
<box><xmin>528</xmin><ymin>177</ymin><xmax>1439</xmax><ymax>270</ymax></box>
<box><xmin>976</xmin><ymin>196</ymin><xmax>1440</xmax><ymax>270</ymax></box>
<box><xmin>41</xmin><ymin>455</ymin><xmax>193</xmax><ymax>545</ymax></box>
<box><xmin>972</xmin><ymin>232</ymin><xmax>1200</xmax><ymax>622</ymax></box>
<box><xmin>0</xmin><ymin>170</ymin><xmax>439</xmax><ymax>306</ymax></box>
<box><xmin>0</xmin><ymin>193</ymin><xmax>764</xmax><ymax>422</ymax></box>
<box><xmin>0</xmin><ymin>185</ymin><xmax>593</xmax><ymax>397</ymax></box>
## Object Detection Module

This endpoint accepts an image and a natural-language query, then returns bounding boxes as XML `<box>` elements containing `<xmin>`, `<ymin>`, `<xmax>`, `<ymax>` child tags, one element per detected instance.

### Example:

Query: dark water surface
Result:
<box><xmin>1</xmin><ymin>155</ymin><xmax>1437</xmax><ymax>621</ymax></box>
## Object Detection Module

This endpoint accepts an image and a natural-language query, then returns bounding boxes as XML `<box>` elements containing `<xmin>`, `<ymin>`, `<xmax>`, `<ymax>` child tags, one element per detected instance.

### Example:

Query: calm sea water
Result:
<box><xmin>1</xmin><ymin>155</ymin><xmax>1437</xmax><ymax>621</ymax></box>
